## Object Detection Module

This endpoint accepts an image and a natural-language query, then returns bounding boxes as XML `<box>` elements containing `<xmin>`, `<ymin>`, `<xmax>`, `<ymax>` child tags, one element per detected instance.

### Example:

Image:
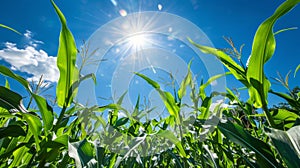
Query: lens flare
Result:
<box><xmin>119</xmin><ymin>9</ymin><xmax>127</xmax><ymax>16</ymax></box>
<box><xmin>77</xmin><ymin>11</ymin><xmax>226</xmax><ymax>156</ymax></box>
<box><xmin>127</xmin><ymin>33</ymin><xmax>148</xmax><ymax>51</ymax></box>
<box><xmin>158</xmin><ymin>4</ymin><xmax>163</xmax><ymax>11</ymax></box>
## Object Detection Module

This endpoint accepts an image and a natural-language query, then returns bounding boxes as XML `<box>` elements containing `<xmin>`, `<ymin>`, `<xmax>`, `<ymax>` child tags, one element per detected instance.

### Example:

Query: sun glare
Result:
<box><xmin>127</xmin><ymin>33</ymin><xmax>148</xmax><ymax>51</ymax></box>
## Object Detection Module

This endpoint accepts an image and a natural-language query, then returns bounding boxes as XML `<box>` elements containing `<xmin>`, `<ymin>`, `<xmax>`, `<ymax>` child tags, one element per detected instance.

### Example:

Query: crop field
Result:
<box><xmin>0</xmin><ymin>0</ymin><xmax>300</xmax><ymax>167</ymax></box>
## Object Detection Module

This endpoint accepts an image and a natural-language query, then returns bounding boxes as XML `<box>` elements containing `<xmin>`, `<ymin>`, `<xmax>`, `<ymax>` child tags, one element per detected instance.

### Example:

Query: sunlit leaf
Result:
<box><xmin>295</xmin><ymin>64</ymin><xmax>300</xmax><ymax>77</ymax></box>
<box><xmin>178</xmin><ymin>61</ymin><xmax>192</xmax><ymax>100</ymax></box>
<box><xmin>0</xmin><ymin>23</ymin><xmax>21</xmax><ymax>35</ymax></box>
<box><xmin>135</xmin><ymin>73</ymin><xmax>180</xmax><ymax>124</ymax></box>
<box><xmin>32</xmin><ymin>94</ymin><xmax>54</xmax><ymax>133</ymax></box>
<box><xmin>22</xmin><ymin>113</ymin><xmax>42</xmax><ymax>151</ymax></box>
<box><xmin>0</xmin><ymin>65</ymin><xmax>31</xmax><ymax>92</ymax></box>
<box><xmin>199</xmin><ymin>72</ymin><xmax>230</xmax><ymax>100</ymax></box>
<box><xmin>274</xmin><ymin>27</ymin><xmax>298</xmax><ymax>35</ymax></box>
<box><xmin>5</xmin><ymin>79</ymin><xmax>10</xmax><ymax>89</ymax></box>
<box><xmin>271</xmin><ymin>108</ymin><xmax>299</xmax><ymax>129</ymax></box>
<box><xmin>51</xmin><ymin>0</ymin><xmax>79</xmax><ymax>107</ymax></box>
<box><xmin>189</xmin><ymin>39</ymin><xmax>248</xmax><ymax>86</ymax></box>
<box><xmin>246</xmin><ymin>0</ymin><xmax>300</xmax><ymax>108</ymax></box>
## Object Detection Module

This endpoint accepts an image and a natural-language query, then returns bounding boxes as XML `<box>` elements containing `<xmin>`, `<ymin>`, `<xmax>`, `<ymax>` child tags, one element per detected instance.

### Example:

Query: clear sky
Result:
<box><xmin>0</xmin><ymin>0</ymin><xmax>300</xmax><ymax>108</ymax></box>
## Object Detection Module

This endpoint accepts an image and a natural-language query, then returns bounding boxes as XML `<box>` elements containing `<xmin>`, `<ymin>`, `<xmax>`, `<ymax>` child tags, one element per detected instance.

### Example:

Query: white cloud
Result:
<box><xmin>0</xmin><ymin>42</ymin><xmax>59</xmax><ymax>83</ymax></box>
<box><xmin>24</xmin><ymin>30</ymin><xmax>44</xmax><ymax>48</ymax></box>
<box><xmin>24</xmin><ymin>30</ymin><xmax>32</xmax><ymax>39</ymax></box>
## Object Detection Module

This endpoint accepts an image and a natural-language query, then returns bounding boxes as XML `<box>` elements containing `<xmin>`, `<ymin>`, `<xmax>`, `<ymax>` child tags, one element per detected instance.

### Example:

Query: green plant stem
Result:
<box><xmin>54</xmin><ymin>105</ymin><xmax>67</xmax><ymax>131</ymax></box>
<box><xmin>262</xmin><ymin>104</ymin><xmax>275</xmax><ymax>128</ymax></box>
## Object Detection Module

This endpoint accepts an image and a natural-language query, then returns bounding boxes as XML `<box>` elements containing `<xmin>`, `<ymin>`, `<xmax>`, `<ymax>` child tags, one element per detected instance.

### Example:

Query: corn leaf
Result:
<box><xmin>5</xmin><ymin>79</ymin><xmax>10</xmax><ymax>89</ymax></box>
<box><xmin>270</xmin><ymin>90</ymin><xmax>300</xmax><ymax>110</ymax></box>
<box><xmin>22</xmin><ymin>113</ymin><xmax>42</xmax><ymax>151</ymax></box>
<box><xmin>0</xmin><ymin>86</ymin><xmax>25</xmax><ymax>112</ymax></box>
<box><xmin>246</xmin><ymin>0</ymin><xmax>300</xmax><ymax>107</ymax></box>
<box><xmin>295</xmin><ymin>64</ymin><xmax>300</xmax><ymax>77</ymax></box>
<box><xmin>68</xmin><ymin>139</ymin><xmax>96</xmax><ymax>168</ymax></box>
<box><xmin>218</xmin><ymin>121</ymin><xmax>280</xmax><ymax>167</ymax></box>
<box><xmin>157</xmin><ymin>130</ymin><xmax>187</xmax><ymax>158</ymax></box>
<box><xmin>271</xmin><ymin>108</ymin><xmax>299</xmax><ymax>129</ymax></box>
<box><xmin>135</xmin><ymin>73</ymin><xmax>180</xmax><ymax>124</ymax></box>
<box><xmin>0</xmin><ymin>65</ymin><xmax>31</xmax><ymax>92</ymax></box>
<box><xmin>199</xmin><ymin>72</ymin><xmax>230</xmax><ymax>100</ymax></box>
<box><xmin>265</xmin><ymin>126</ymin><xmax>300</xmax><ymax>167</ymax></box>
<box><xmin>32</xmin><ymin>94</ymin><xmax>54</xmax><ymax>133</ymax></box>
<box><xmin>51</xmin><ymin>0</ymin><xmax>79</xmax><ymax>107</ymax></box>
<box><xmin>0</xmin><ymin>125</ymin><xmax>26</xmax><ymax>139</ymax></box>
<box><xmin>0</xmin><ymin>23</ymin><xmax>21</xmax><ymax>35</ymax></box>
<box><xmin>189</xmin><ymin>39</ymin><xmax>248</xmax><ymax>86</ymax></box>
<box><xmin>178</xmin><ymin>61</ymin><xmax>192</xmax><ymax>100</ymax></box>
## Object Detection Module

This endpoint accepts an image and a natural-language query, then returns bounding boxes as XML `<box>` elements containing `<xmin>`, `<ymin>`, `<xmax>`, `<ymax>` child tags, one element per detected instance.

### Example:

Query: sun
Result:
<box><xmin>127</xmin><ymin>33</ymin><xmax>148</xmax><ymax>51</ymax></box>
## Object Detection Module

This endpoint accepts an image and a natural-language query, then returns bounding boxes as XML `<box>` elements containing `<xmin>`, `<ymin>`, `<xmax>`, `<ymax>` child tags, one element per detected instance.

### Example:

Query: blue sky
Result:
<box><xmin>0</xmin><ymin>0</ymin><xmax>300</xmax><ymax>108</ymax></box>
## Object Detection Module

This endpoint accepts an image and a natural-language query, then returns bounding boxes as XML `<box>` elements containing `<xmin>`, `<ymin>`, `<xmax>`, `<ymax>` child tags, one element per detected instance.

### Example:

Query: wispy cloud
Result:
<box><xmin>0</xmin><ymin>30</ymin><xmax>59</xmax><ymax>83</ymax></box>
<box><xmin>24</xmin><ymin>30</ymin><xmax>44</xmax><ymax>47</ymax></box>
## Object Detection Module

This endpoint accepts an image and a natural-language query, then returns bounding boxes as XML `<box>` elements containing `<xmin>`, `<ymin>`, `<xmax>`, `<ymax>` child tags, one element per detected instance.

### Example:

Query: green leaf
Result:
<box><xmin>68</xmin><ymin>139</ymin><xmax>96</xmax><ymax>168</ymax></box>
<box><xmin>0</xmin><ymin>86</ymin><xmax>25</xmax><ymax>112</ymax></box>
<box><xmin>270</xmin><ymin>90</ymin><xmax>300</xmax><ymax>110</ymax></box>
<box><xmin>199</xmin><ymin>72</ymin><xmax>230</xmax><ymax>100</ymax></box>
<box><xmin>271</xmin><ymin>108</ymin><xmax>299</xmax><ymax>129</ymax></box>
<box><xmin>265</xmin><ymin>126</ymin><xmax>300</xmax><ymax>167</ymax></box>
<box><xmin>0</xmin><ymin>23</ymin><xmax>21</xmax><ymax>35</ymax></box>
<box><xmin>156</xmin><ymin>130</ymin><xmax>187</xmax><ymax>158</ymax></box>
<box><xmin>115</xmin><ymin>117</ymin><xmax>129</xmax><ymax>127</ymax></box>
<box><xmin>218</xmin><ymin>121</ymin><xmax>280</xmax><ymax>167</ymax></box>
<box><xmin>246</xmin><ymin>0</ymin><xmax>300</xmax><ymax>108</ymax></box>
<box><xmin>51</xmin><ymin>0</ymin><xmax>79</xmax><ymax>108</ymax></box>
<box><xmin>178</xmin><ymin>61</ymin><xmax>192</xmax><ymax>100</ymax></box>
<box><xmin>295</xmin><ymin>64</ymin><xmax>300</xmax><ymax>77</ymax></box>
<box><xmin>274</xmin><ymin>27</ymin><xmax>298</xmax><ymax>35</ymax></box>
<box><xmin>0</xmin><ymin>66</ymin><xmax>31</xmax><ymax>92</ymax></box>
<box><xmin>134</xmin><ymin>72</ymin><xmax>160</xmax><ymax>89</ymax></box>
<box><xmin>189</xmin><ymin>39</ymin><xmax>248</xmax><ymax>86</ymax></box>
<box><xmin>32</xmin><ymin>94</ymin><xmax>54</xmax><ymax>133</ymax></box>
<box><xmin>54</xmin><ymin>134</ymin><xmax>68</xmax><ymax>146</ymax></box>
<box><xmin>0</xmin><ymin>125</ymin><xmax>26</xmax><ymax>139</ymax></box>
<box><xmin>22</xmin><ymin>113</ymin><xmax>42</xmax><ymax>151</ymax></box>
<box><xmin>135</xmin><ymin>73</ymin><xmax>180</xmax><ymax>124</ymax></box>
<box><xmin>5</xmin><ymin>79</ymin><xmax>10</xmax><ymax>89</ymax></box>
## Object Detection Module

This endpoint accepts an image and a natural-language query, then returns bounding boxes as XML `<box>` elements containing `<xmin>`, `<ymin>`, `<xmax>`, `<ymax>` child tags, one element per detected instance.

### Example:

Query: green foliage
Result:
<box><xmin>0</xmin><ymin>0</ymin><xmax>300</xmax><ymax>167</ymax></box>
